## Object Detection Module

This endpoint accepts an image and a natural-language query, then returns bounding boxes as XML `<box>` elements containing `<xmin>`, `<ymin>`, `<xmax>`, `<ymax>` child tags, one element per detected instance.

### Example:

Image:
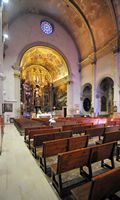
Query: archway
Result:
<box><xmin>20</xmin><ymin>46</ymin><xmax>69</xmax><ymax>117</ymax></box>
<box><xmin>82</xmin><ymin>83</ymin><xmax>92</xmax><ymax>114</ymax></box>
<box><xmin>100</xmin><ymin>77</ymin><xmax>114</xmax><ymax>116</ymax></box>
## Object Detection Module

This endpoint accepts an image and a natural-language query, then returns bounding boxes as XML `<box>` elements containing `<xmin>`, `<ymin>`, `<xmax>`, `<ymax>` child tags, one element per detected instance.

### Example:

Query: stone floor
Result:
<box><xmin>0</xmin><ymin>124</ymin><xmax>60</xmax><ymax>200</ymax></box>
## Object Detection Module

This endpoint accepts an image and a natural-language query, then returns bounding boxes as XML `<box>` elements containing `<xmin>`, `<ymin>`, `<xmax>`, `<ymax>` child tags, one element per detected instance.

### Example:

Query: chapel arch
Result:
<box><xmin>19</xmin><ymin>45</ymin><xmax>70</xmax><ymax>116</ymax></box>
<box><xmin>82</xmin><ymin>83</ymin><xmax>92</xmax><ymax>113</ymax></box>
<box><xmin>100</xmin><ymin>77</ymin><xmax>114</xmax><ymax>115</ymax></box>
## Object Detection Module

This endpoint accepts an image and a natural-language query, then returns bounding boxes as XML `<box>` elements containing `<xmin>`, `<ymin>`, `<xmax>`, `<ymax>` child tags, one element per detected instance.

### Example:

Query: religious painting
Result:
<box><xmin>53</xmin><ymin>84</ymin><xmax>67</xmax><ymax>110</ymax></box>
<box><xmin>4</xmin><ymin>103</ymin><xmax>13</xmax><ymax>112</ymax></box>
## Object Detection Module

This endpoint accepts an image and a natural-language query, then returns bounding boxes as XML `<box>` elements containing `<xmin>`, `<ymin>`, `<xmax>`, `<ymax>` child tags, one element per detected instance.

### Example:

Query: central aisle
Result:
<box><xmin>0</xmin><ymin>124</ymin><xmax>59</xmax><ymax>200</ymax></box>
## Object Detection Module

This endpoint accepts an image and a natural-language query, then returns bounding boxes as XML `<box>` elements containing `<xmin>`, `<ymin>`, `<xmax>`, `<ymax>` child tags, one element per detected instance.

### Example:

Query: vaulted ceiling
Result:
<box><xmin>3</xmin><ymin>0</ymin><xmax>120</xmax><ymax>62</ymax></box>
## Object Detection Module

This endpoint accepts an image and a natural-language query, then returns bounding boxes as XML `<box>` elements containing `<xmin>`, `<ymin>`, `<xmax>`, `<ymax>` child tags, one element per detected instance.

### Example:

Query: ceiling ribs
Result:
<box><xmin>64</xmin><ymin>0</ymin><xmax>97</xmax><ymax>63</ymax></box>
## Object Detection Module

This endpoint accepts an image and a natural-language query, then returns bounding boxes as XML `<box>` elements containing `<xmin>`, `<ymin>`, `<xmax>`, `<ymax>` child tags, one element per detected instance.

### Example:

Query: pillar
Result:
<box><xmin>67</xmin><ymin>81</ymin><xmax>73</xmax><ymax>116</ymax></box>
<box><xmin>0</xmin><ymin>6</ymin><xmax>3</xmax><ymax>115</ymax></box>
<box><xmin>92</xmin><ymin>60</ymin><xmax>99</xmax><ymax>117</ymax></box>
<box><xmin>14</xmin><ymin>70</ymin><xmax>21</xmax><ymax>118</ymax></box>
<box><xmin>114</xmin><ymin>50</ymin><xmax>120</xmax><ymax>113</ymax></box>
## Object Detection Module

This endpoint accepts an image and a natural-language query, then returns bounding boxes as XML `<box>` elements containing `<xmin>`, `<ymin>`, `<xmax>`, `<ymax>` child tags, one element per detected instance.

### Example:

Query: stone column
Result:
<box><xmin>67</xmin><ymin>80</ymin><xmax>73</xmax><ymax>116</ymax></box>
<box><xmin>91</xmin><ymin>60</ymin><xmax>99</xmax><ymax>116</ymax></box>
<box><xmin>0</xmin><ymin>7</ymin><xmax>3</xmax><ymax>115</ymax></box>
<box><xmin>113</xmin><ymin>50</ymin><xmax>120</xmax><ymax>113</ymax></box>
<box><xmin>112</xmin><ymin>0</ymin><xmax>120</xmax><ymax>113</ymax></box>
<box><xmin>14</xmin><ymin>70</ymin><xmax>21</xmax><ymax>118</ymax></box>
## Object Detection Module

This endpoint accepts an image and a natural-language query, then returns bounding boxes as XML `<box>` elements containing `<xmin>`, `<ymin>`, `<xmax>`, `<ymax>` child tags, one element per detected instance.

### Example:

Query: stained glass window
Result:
<box><xmin>40</xmin><ymin>20</ymin><xmax>54</xmax><ymax>35</ymax></box>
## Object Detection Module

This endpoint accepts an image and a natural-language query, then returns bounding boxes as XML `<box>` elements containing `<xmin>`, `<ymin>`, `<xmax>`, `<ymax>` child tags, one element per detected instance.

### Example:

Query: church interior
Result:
<box><xmin>1</xmin><ymin>0</ymin><xmax>120</xmax><ymax>199</ymax></box>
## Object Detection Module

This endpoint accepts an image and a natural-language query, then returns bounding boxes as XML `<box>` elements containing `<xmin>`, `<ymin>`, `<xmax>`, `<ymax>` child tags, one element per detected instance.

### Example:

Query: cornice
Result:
<box><xmin>81</xmin><ymin>36</ymin><xmax>118</xmax><ymax>67</ymax></box>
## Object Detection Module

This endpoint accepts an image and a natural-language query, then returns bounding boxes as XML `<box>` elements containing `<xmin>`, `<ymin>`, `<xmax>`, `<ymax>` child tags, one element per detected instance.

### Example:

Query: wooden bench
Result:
<box><xmin>51</xmin><ymin>142</ymin><xmax>116</xmax><ymax>196</ymax></box>
<box><xmin>96</xmin><ymin>130</ymin><xmax>120</xmax><ymax>145</ymax></box>
<box><xmin>71</xmin><ymin>167</ymin><xmax>120</xmax><ymax>200</ymax></box>
<box><xmin>62</xmin><ymin>124</ymin><xmax>81</xmax><ymax>131</ymax></box>
<box><xmin>89</xmin><ymin>141</ymin><xmax>116</xmax><ymax>178</ymax></box>
<box><xmin>40</xmin><ymin>135</ymin><xmax>89</xmax><ymax>174</ymax></box>
<box><xmin>24</xmin><ymin>126</ymin><xmax>52</xmax><ymax>142</ymax></box>
<box><xmin>28</xmin><ymin>128</ymin><xmax>61</xmax><ymax>149</ymax></box>
<box><xmin>33</xmin><ymin>131</ymin><xmax>72</xmax><ymax>158</ymax></box>
<box><xmin>105</xmin><ymin>125</ymin><xmax>120</xmax><ymax>133</ymax></box>
<box><xmin>51</xmin><ymin>147</ymin><xmax>91</xmax><ymax>196</ymax></box>
<box><xmin>85</xmin><ymin>127</ymin><xmax>105</xmax><ymax>139</ymax></box>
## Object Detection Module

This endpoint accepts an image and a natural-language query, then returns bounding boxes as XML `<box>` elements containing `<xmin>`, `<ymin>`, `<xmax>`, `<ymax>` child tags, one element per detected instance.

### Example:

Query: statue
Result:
<box><xmin>34</xmin><ymin>85</ymin><xmax>41</xmax><ymax>114</ymax></box>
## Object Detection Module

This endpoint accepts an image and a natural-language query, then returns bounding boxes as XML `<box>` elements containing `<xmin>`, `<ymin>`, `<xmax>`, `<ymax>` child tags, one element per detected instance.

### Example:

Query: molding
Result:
<box><xmin>4</xmin><ymin>99</ymin><xmax>17</xmax><ymax>103</ymax></box>
<box><xmin>81</xmin><ymin>36</ymin><xmax>117</xmax><ymax>67</ymax></box>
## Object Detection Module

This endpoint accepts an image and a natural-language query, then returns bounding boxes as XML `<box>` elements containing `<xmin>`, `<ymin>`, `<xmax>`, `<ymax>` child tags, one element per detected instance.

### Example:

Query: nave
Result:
<box><xmin>1</xmin><ymin>123</ymin><xmax>120</xmax><ymax>200</ymax></box>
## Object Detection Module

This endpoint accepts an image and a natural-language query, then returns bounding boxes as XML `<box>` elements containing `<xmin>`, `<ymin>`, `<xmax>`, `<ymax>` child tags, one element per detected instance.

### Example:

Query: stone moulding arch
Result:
<box><xmin>15</xmin><ymin>41</ymin><xmax>72</xmax><ymax>81</ymax></box>
<box><xmin>81</xmin><ymin>83</ymin><xmax>92</xmax><ymax>97</ymax></box>
<box><xmin>96</xmin><ymin>75</ymin><xmax>114</xmax><ymax>98</ymax></box>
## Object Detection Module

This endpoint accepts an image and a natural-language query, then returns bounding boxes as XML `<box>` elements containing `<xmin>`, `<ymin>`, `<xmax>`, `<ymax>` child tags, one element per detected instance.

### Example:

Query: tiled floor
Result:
<box><xmin>0</xmin><ymin>124</ymin><xmax>59</xmax><ymax>200</ymax></box>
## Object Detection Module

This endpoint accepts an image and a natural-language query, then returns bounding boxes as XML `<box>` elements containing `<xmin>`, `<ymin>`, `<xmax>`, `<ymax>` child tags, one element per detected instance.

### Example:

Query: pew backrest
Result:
<box><xmin>71</xmin><ymin>167</ymin><xmax>120</xmax><ymax>200</ymax></box>
<box><xmin>90</xmin><ymin>141</ymin><xmax>116</xmax><ymax>163</ymax></box>
<box><xmin>43</xmin><ymin>138</ymin><xmax>68</xmax><ymax>157</ymax></box>
<box><xmin>91</xmin><ymin>167</ymin><xmax>120</xmax><ymax>200</ymax></box>
<box><xmin>68</xmin><ymin>135</ymin><xmax>88</xmax><ymax>151</ymax></box>
<box><xmin>57</xmin><ymin>148</ymin><xmax>91</xmax><ymax>174</ymax></box>
<box><xmin>105</xmin><ymin>125</ymin><xmax>120</xmax><ymax>133</ymax></box>
<box><xmin>29</xmin><ymin>128</ymin><xmax>61</xmax><ymax>140</ymax></box>
<box><xmin>34</xmin><ymin>131</ymin><xmax>72</xmax><ymax>147</ymax></box>
<box><xmin>103</xmin><ymin>131</ymin><xmax>120</xmax><ymax>143</ymax></box>
<box><xmin>24</xmin><ymin>126</ymin><xmax>52</xmax><ymax>140</ymax></box>
<box><xmin>85</xmin><ymin>127</ymin><xmax>105</xmax><ymax>137</ymax></box>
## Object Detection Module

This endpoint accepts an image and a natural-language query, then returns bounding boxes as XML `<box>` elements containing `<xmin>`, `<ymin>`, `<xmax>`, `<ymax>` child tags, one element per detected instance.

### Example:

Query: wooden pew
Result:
<box><xmin>85</xmin><ymin>127</ymin><xmax>105</xmax><ymax>138</ymax></box>
<box><xmin>62</xmin><ymin>123</ymin><xmax>93</xmax><ymax>132</ymax></box>
<box><xmin>105</xmin><ymin>125</ymin><xmax>120</xmax><ymax>133</ymax></box>
<box><xmin>62</xmin><ymin>124</ymin><xmax>81</xmax><ymax>131</ymax></box>
<box><xmin>68</xmin><ymin>135</ymin><xmax>88</xmax><ymax>151</ymax></box>
<box><xmin>89</xmin><ymin>141</ymin><xmax>116</xmax><ymax>178</ymax></box>
<box><xmin>96</xmin><ymin>130</ymin><xmax>120</xmax><ymax>145</ymax></box>
<box><xmin>24</xmin><ymin>126</ymin><xmax>52</xmax><ymax>142</ymax></box>
<box><xmin>71</xmin><ymin>167</ymin><xmax>120</xmax><ymax>200</ymax></box>
<box><xmin>33</xmin><ymin>131</ymin><xmax>72</xmax><ymax>158</ymax></box>
<box><xmin>40</xmin><ymin>135</ymin><xmax>89</xmax><ymax>174</ymax></box>
<box><xmin>51</xmin><ymin>148</ymin><xmax>91</xmax><ymax>196</ymax></box>
<box><xmin>51</xmin><ymin>142</ymin><xmax>116</xmax><ymax>196</ymax></box>
<box><xmin>40</xmin><ymin>138</ymin><xmax>68</xmax><ymax>174</ymax></box>
<box><xmin>85</xmin><ymin>127</ymin><xmax>105</xmax><ymax>143</ymax></box>
<box><xmin>28</xmin><ymin>128</ymin><xmax>61</xmax><ymax>149</ymax></box>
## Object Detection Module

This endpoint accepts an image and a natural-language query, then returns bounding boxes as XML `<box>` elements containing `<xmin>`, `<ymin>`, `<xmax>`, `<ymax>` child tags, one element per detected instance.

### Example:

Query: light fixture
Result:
<box><xmin>2</xmin><ymin>0</ymin><xmax>9</xmax><ymax>3</ymax></box>
<box><xmin>3</xmin><ymin>33</ymin><xmax>8</xmax><ymax>39</ymax></box>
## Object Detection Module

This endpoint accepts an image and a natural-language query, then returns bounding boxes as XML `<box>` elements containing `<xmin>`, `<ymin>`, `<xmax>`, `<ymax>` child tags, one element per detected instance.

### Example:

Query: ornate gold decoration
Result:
<box><xmin>20</xmin><ymin>46</ymin><xmax>68</xmax><ymax>82</ymax></box>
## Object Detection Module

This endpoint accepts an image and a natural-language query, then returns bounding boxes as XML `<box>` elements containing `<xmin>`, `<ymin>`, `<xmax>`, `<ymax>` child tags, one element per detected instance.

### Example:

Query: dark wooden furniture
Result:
<box><xmin>33</xmin><ymin>131</ymin><xmax>72</xmax><ymax>158</ymax></box>
<box><xmin>71</xmin><ymin>167</ymin><xmax>120</xmax><ymax>200</ymax></box>
<box><xmin>51</xmin><ymin>142</ymin><xmax>116</xmax><ymax>196</ymax></box>
<box><xmin>40</xmin><ymin>135</ymin><xmax>89</xmax><ymax>174</ymax></box>
<box><xmin>24</xmin><ymin>126</ymin><xmax>52</xmax><ymax>142</ymax></box>
<box><xmin>51</xmin><ymin>148</ymin><xmax>91</xmax><ymax>197</ymax></box>
<box><xmin>28</xmin><ymin>128</ymin><xmax>61</xmax><ymax>149</ymax></box>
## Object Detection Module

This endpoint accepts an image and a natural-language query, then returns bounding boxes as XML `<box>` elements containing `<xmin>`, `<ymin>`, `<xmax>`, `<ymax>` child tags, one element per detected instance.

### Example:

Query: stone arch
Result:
<box><xmin>19</xmin><ymin>44</ymin><xmax>71</xmax><ymax>115</ymax></box>
<box><xmin>82</xmin><ymin>83</ymin><xmax>92</xmax><ymax>114</ymax></box>
<box><xmin>99</xmin><ymin>77</ymin><xmax>114</xmax><ymax>116</ymax></box>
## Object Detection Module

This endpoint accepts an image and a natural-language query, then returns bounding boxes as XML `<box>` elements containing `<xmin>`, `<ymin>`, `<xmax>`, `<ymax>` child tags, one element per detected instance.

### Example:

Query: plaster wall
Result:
<box><xmin>81</xmin><ymin>53</ymin><xmax>116</xmax><ymax>115</ymax></box>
